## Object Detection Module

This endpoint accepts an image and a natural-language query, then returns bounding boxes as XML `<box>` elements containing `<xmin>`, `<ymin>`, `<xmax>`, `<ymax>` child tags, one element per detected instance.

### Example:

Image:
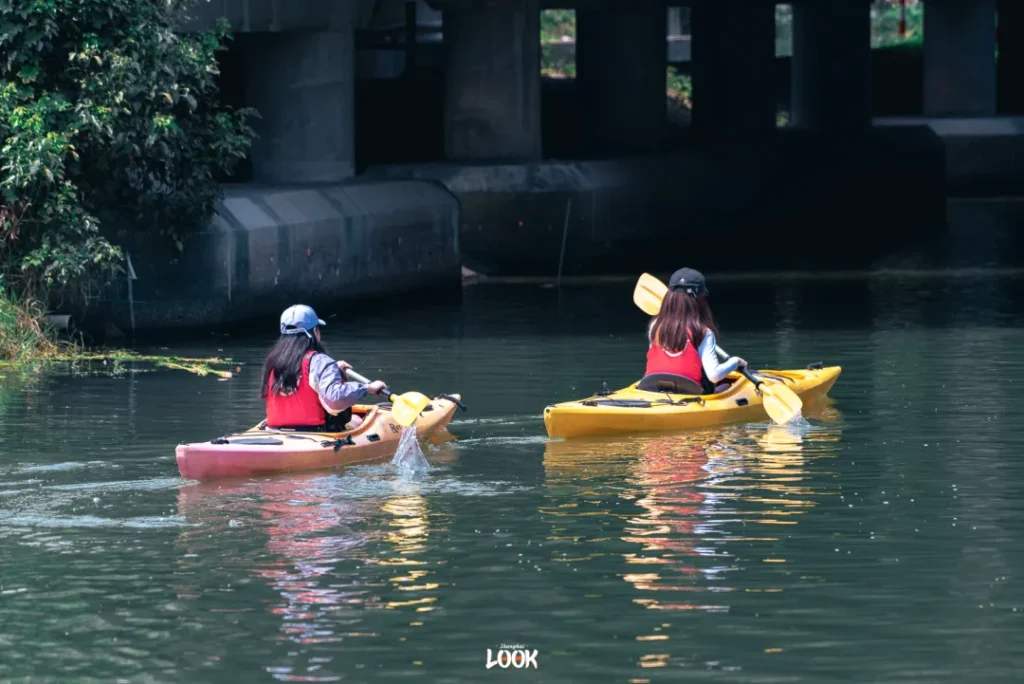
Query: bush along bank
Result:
<box><xmin>0</xmin><ymin>0</ymin><xmax>256</xmax><ymax>367</ymax></box>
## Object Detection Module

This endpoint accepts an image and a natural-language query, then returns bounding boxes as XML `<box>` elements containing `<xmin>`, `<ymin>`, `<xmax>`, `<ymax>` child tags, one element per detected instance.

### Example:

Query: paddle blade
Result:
<box><xmin>760</xmin><ymin>383</ymin><xmax>804</xmax><ymax>425</ymax></box>
<box><xmin>390</xmin><ymin>391</ymin><xmax>431</xmax><ymax>427</ymax></box>
<box><xmin>633</xmin><ymin>273</ymin><xmax>668</xmax><ymax>316</ymax></box>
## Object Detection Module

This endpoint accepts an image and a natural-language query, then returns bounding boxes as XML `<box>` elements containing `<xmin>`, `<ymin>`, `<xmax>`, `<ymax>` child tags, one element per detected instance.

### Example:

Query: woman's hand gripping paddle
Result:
<box><xmin>344</xmin><ymin>369</ymin><xmax>431</xmax><ymax>428</ymax></box>
<box><xmin>632</xmin><ymin>273</ymin><xmax>804</xmax><ymax>425</ymax></box>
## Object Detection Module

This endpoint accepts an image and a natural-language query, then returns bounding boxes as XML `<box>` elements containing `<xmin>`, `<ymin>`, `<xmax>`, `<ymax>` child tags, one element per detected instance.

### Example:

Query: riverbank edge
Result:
<box><xmin>0</xmin><ymin>292</ymin><xmax>237</xmax><ymax>375</ymax></box>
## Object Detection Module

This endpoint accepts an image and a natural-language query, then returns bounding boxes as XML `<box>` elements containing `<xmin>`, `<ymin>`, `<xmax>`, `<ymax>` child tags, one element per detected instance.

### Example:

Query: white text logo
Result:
<box><xmin>486</xmin><ymin>644</ymin><xmax>538</xmax><ymax>669</ymax></box>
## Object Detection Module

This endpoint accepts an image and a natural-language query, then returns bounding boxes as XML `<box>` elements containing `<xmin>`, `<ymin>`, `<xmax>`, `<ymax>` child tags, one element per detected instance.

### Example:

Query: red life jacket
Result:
<box><xmin>645</xmin><ymin>336</ymin><xmax>704</xmax><ymax>385</ymax></box>
<box><xmin>265</xmin><ymin>351</ymin><xmax>326</xmax><ymax>428</ymax></box>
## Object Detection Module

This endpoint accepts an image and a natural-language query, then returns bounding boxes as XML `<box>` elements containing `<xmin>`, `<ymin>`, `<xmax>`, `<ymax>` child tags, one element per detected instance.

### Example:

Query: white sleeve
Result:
<box><xmin>698</xmin><ymin>331</ymin><xmax>740</xmax><ymax>383</ymax></box>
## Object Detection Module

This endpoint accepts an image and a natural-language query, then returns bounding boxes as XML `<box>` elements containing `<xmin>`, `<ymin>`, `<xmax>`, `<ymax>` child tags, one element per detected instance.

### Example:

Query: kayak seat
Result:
<box><xmin>637</xmin><ymin>373</ymin><xmax>705</xmax><ymax>395</ymax></box>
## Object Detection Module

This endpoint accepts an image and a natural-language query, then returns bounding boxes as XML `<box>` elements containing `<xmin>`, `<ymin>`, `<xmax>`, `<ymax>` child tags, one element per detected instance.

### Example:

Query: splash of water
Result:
<box><xmin>391</xmin><ymin>425</ymin><xmax>430</xmax><ymax>475</ymax></box>
<box><xmin>785</xmin><ymin>414</ymin><xmax>812</xmax><ymax>429</ymax></box>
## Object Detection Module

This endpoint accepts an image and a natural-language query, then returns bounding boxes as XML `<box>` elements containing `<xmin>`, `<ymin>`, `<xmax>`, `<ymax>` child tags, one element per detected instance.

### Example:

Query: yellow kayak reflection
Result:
<box><xmin>542</xmin><ymin>418</ymin><xmax>842</xmax><ymax>617</ymax></box>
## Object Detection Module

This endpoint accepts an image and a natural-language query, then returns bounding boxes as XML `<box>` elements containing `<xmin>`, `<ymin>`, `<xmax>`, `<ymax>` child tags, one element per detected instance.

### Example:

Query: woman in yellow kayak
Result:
<box><xmin>260</xmin><ymin>304</ymin><xmax>387</xmax><ymax>431</ymax></box>
<box><xmin>645</xmin><ymin>268</ymin><xmax>748</xmax><ymax>393</ymax></box>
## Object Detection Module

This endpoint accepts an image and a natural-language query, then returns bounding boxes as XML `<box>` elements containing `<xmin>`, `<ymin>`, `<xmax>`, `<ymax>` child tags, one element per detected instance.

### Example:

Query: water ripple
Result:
<box><xmin>2</xmin><ymin>273</ymin><xmax>1024</xmax><ymax>681</ymax></box>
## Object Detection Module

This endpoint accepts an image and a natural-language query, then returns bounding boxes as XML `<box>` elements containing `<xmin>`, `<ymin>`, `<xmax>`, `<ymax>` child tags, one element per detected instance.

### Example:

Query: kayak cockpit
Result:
<box><xmin>250</xmin><ymin>402</ymin><xmax>384</xmax><ymax>438</ymax></box>
<box><xmin>636</xmin><ymin>373</ymin><xmax>705</xmax><ymax>395</ymax></box>
<box><xmin>634</xmin><ymin>372</ymin><xmax>740</xmax><ymax>397</ymax></box>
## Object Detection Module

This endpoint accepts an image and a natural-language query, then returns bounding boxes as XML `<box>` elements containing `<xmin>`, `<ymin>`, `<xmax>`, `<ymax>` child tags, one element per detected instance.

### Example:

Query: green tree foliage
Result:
<box><xmin>0</xmin><ymin>0</ymin><xmax>255</xmax><ymax>299</ymax></box>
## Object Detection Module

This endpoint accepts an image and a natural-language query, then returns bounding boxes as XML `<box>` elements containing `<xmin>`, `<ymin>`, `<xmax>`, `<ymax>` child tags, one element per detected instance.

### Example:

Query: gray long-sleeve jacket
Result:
<box><xmin>307</xmin><ymin>352</ymin><xmax>369</xmax><ymax>411</ymax></box>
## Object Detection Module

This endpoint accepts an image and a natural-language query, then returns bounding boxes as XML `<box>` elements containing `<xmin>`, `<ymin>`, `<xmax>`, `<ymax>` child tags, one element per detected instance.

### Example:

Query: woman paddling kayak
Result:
<box><xmin>260</xmin><ymin>304</ymin><xmax>387</xmax><ymax>431</ymax></box>
<box><xmin>645</xmin><ymin>268</ymin><xmax>747</xmax><ymax>394</ymax></box>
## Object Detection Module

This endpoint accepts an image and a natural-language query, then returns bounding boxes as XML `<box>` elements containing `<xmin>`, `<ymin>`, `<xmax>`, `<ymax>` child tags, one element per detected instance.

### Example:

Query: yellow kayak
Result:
<box><xmin>543</xmin><ymin>364</ymin><xmax>841</xmax><ymax>439</ymax></box>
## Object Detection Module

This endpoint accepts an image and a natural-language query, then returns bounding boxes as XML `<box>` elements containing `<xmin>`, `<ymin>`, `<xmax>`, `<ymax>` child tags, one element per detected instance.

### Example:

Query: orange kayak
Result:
<box><xmin>176</xmin><ymin>394</ymin><xmax>463</xmax><ymax>480</ymax></box>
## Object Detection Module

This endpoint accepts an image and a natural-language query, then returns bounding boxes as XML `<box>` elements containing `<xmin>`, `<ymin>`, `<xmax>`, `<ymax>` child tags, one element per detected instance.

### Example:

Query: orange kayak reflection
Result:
<box><xmin>174</xmin><ymin>454</ymin><xmax>456</xmax><ymax>659</ymax></box>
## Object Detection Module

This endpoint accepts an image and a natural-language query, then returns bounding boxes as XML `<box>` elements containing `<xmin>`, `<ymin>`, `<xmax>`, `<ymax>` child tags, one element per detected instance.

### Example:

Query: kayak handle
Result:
<box><xmin>435</xmin><ymin>393</ymin><xmax>468</xmax><ymax>412</ymax></box>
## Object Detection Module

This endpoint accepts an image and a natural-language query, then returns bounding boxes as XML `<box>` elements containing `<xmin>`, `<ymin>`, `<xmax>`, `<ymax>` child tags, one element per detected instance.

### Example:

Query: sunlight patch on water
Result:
<box><xmin>455</xmin><ymin>435</ymin><xmax>552</xmax><ymax>447</ymax></box>
<box><xmin>0</xmin><ymin>489</ymin><xmax>36</xmax><ymax>498</ymax></box>
<box><xmin>17</xmin><ymin>461</ymin><xmax>111</xmax><ymax>474</ymax></box>
<box><xmin>450</xmin><ymin>415</ymin><xmax>543</xmax><ymax>427</ymax></box>
<box><xmin>309</xmin><ymin>469</ymin><xmax>530</xmax><ymax>500</ymax></box>
<box><xmin>47</xmin><ymin>477</ymin><xmax>183</xmax><ymax>493</ymax></box>
<box><xmin>0</xmin><ymin>511</ymin><xmax>191</xmax><ymax>529</ymax></box>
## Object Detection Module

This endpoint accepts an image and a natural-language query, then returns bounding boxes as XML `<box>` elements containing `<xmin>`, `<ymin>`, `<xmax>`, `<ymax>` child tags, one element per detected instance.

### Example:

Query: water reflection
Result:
<box><xmin>621</xmin><ymin>435</ymin><xmax>733</xmax><ymax>612</ymax></box>
<box><xmin>174</xmin><ymin>467</ymin><xmax>445</xmax><ymax>681</ymax></box>
<box><xmin>9</xmin><ymin>266</ymin><xmax>1024</xmax><ymax>681</ymax></box>
<box><xmin>542</xmin><ymin>419</ymin><xmax>843</xmax><ymax>670</ymax></box>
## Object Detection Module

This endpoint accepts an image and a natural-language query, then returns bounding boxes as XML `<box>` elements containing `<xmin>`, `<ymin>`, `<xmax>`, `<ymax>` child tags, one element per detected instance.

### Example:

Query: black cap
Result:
<box><xmin>668</xmin><ymin>267</ymin><xmax>708</xmax><ymax>295</ymax></box>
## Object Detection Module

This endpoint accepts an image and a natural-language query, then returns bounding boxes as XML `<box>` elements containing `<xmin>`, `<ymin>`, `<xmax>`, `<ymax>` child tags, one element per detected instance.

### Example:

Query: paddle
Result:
<box><xmin>633</xmin><ymin>272</ymin><xmax>669</xmax><ymax>317</ymax></box>
<box><xmin>342</xmin><ymin>368</ymin><xmax>431</xmax><ymax>428</ymax></box>
<box><xmin>631</xmin><ymin>273</ymin><xmax>803</xmax><ymax>425</ymax></box>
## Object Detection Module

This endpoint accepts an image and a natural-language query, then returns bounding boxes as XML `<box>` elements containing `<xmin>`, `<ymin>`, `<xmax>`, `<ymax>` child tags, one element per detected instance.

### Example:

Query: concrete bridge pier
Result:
<box><xmin>691</xmin><ymin>0</ymin><xmax>776</xmax><ymax>136</ymax></box>
<box><xmin>244</xmin><ymin>22</ymin><xmax>356</xmax><ymax>182</ymax></box>
<box><xmin>791</xmin><ymin>0</ymin><xmax>872</xmax><ymax>131</ymax></box>
<box><xmin>440</xmin><ymin>0</ymin><xmax>541</xmax><ymax>161</ymax></box>
<box><xmin>576</xmin><ymin>5</ymin><xmax>667</xmax><ymax>155</ymax></box>
<box><xmin>998</xmin><ymin>0</ymin><xmax>1024</xmax><ymax>113</ymax></box>
<box><xmin>110</xmin><ymin>0</ymin><xmax>463</xmax><ymax>332</ymax></box>
<box><xmin>924</xmin><ymin>0</ymin><xmax>996</xmax><ymax>117</ymax></box>
<box><xmin>876</xmin><ymin>0</ymin><xmax>1024</xmax><ymax>196</ymax></box>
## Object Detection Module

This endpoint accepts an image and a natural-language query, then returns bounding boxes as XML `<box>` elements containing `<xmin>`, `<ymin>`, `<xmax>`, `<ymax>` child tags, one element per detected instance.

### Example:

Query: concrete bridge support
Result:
<box><xmin>999</xmin><ymin>0</ymin><xmax>1024</xmax><ymax>113</ymax></box>
<box><xmin>791</xmin><ymin>0</ymin><xmax>872</xmax><ymax>131</ymax></box>
<box><xmin>924</xmin><ymin>0</ymin><xmax>997</xmax><ymax>117</ymax></box>
<box><xmin>185</xmin><ymin>1</ymin><xmax>369</xmax><ymax>184</ymax></box>
<box><xmin>691</xmin><ymin>0</ymin><xmax>776</xmax><ymax>136</ymax></box>
<box><xmin>125</xmin><ymin>0</ymin><xmax>463</xmax><ymax>332</ymax></box>
<box><xmin>440</xmin><ymin>0</ymin><xmax>541</xmax><ymax>161</ymax></box>
<box><xmin>576</xmin><ymin>5</ymin><xmax>667</xmax><ymax>155</ymax></box>
<box><xmin>244</xmin><ymin>28</ymin><xmax>356</xmax><ymax>183</ymax></box>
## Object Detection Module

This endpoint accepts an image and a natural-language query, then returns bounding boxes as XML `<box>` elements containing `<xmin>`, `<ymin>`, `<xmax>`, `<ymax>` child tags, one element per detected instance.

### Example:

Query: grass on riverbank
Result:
<box><xmin>0</xmin><ymin>291</ymin><xmax>61</xmax><ymax>363</ymax></box>
<box><xmin>0</xmin><ymin>291</ymin><xmax>236</xmax><ymax>378</ymax></box>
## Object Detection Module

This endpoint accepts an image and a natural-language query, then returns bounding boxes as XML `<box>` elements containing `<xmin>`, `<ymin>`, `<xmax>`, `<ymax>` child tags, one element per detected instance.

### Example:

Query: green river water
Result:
<box><xmin>1</xmin><ymin>272</ymin><xmax>1023</xmax><ymax>682</ymax></box>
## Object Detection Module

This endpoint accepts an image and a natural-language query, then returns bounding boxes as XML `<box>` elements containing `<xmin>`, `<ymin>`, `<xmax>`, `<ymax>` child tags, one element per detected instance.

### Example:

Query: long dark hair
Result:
<box><xmin>650</xmin><ymin>291</ymin><xmax>719</xmax><ymax>353</ymax></box>
<box><xmin>260</xmin><ymin>332</ymin><xmax>326</xmax><ymax>397</ymax></box>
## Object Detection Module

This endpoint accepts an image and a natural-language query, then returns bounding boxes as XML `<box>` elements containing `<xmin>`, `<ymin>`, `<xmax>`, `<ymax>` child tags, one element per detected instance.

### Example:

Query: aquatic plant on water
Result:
<box><xmin>1</xmin><ymin>287</ymin><xmax>236</xmax><ymax>378</ymax></box>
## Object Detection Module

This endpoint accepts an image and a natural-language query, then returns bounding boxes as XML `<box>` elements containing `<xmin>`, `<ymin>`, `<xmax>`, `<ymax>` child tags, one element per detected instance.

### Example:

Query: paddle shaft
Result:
<box><xmin>341</xmin><ymin>368</ymin><xmax>433</xmax><ymax>428</ymax></box>
<box><xmin>714</xmin><ymin>346</ymin><xmax>763</xmax><ymax>388</ymax></box>
<box><xmin>343</xmin><ymin>368</ymin><xmax>394</xmax><ymax>401</ymax></box>
<box><xmin>710</xmin><ymin>337</ymin><xmax>802</xmax><ymax>423</ymax></box>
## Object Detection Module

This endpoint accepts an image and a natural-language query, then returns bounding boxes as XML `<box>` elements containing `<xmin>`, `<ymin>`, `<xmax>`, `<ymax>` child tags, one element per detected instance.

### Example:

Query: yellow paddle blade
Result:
<box><xmin>759</xmin><ymin>382</ymin><xmax>804</xmax><ymax>425</ymax></box>
<box><xmin>389</xmin><ymin>391</ymin><xmax>431</xmax><ymax>427</ymax></box>
<box><xmin>633</xmin><ymin>273</ymin><xmax>668</xmax><ymax>316</ymax></box>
